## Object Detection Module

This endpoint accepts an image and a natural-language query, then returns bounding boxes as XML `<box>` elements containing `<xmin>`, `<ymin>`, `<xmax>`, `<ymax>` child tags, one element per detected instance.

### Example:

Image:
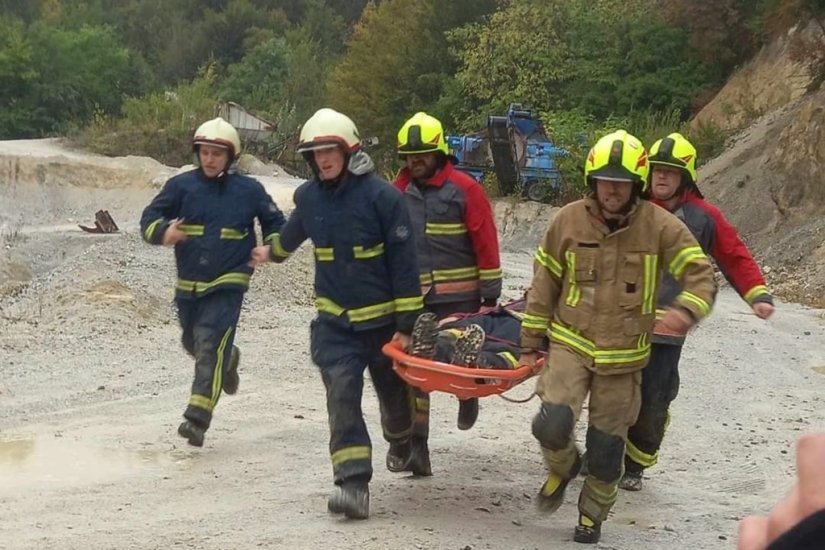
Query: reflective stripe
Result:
<box><xmin>315</xmin><ymin>247</ymin><xmax>335</xmax><ymax>261</ymax></box>
<box><xmin>549</xmin><ymin>322</ymin><xmax>650</xmax><ymax>366</ymax></box>
<box><xmin>642</xmin><ymin>254</ymin><xmax>658</xmax><ymax>315</ymax></box>
<box><xmin>265</xmin><ymin>232</ymin><xmax>290</xmax><ymax>259</ymax></box>
<box><xmin>220</xmin><ymin>227</ymin><xmax>248</xmax><ymax>240</ymax></box>
<box><xmin>419</xmin><ymin>273</ymin><xmax>433</xmax><ymax>285</ymax></box>
<box><xmin>743</xmin><ymin>284</ymin><xmax>769</xmax><ymax>304</ymax></box>
<box><xmin>425</xmin><ymin>222</ymin><xmax>467</xmax><ymax>235</ymax></box>
<box><xmin>394</xmin><ymin>296</ymin><xmax>424</xmax><ymax>312</ymax></box>
<box><xmin>316</xmin><ymin>297</ymin><xmax>398</xmax><ymax>323</ymax></box>
<box><xmin>210</xmin><ymin>326</ymin><xmax>232</xmax><ymax>408</ymax></box>
<box><xmin>433</xmin><ymin>280</ymin><xmax>479</xmax><ymax>294</ymax></box>
<box><xmin>668</xmin><ymin>246</ymin><xmax>706</xmax><ymax>279</ymax></box>
<box><xmin>522</xmin><ymin>313</ymin><xmax>550</xmax><ymax>330</ymax></box>
<box><xmin>176</xmin><ymin>273</ymin><xmax>251</xmax><ymax>294</ymax></box>
<box><xmin>583</xmin><ymin>477</ymin><xmax>618</xmax><ymax>505</ymax></box>
<box><xmin>535</xmin><ymin>246</ymin><xmax>563</xmax><ymax>278</ymax></box>
<box><xmin>626</xmin><ymin>411</ymin><xmax>670</xmax><ymax>468</ymax></box>
<box><xmin>479</xmin><ymin>267</ymin><xmax>502</xmax><ymax>281</ymax></box>
<box><xmin>331</xmin><ymin>445</ymin><xmax>371</xmax><ymax>467</ymax></box>
<box><xmin>144</xmin><ymin>218</ymin><xmax>163</xmax><ymax>241</ymax></box>
<box><xmin>415</xmin><ymin>397</ymin><xmax>430</xmax><ymax>412</ymax></box>
<box><xmin>678</xmin><ymin>290</ymin><xmax>711</xmax><ymax>318</ymax></box>
<box><xmin>497</xmin><ymin>351</ymin><xmax>519</xmax><ymax>368</ymax></box>
<box><xmin>353</xmin><ymin>243</ymin><xmax>385</xmax><ymax>259</ymax></box>
<box><xmin>565</xmin><ymin>251</ymin><xmax>582</xmax><ymax>307</ymax></box>
<box><xmin>178</xmin><ymin>224</ymin><xmax>204</xmax><ymax>237</ymax></box>
<box><xmin>432</xmin><ymin>267</ymin><xmax>479</xmax><ymax>282</ymax></box>
<box><xmin>188</xmin><ymin>394</ymin><xmax>213</xmax><ymax>412</ymax></box>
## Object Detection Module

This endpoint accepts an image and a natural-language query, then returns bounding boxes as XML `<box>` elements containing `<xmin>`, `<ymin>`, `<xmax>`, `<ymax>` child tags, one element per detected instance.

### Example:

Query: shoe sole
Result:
<box><xmin>452</xmin><ymin>324</ymin><xmax>485</xmax><ymax>366</ymax></box>
<box><xmin>410</xmin><ymin>313</ymin><xmax>438</xmax><ymax>358</ymax></box>
<box><xmin>328</xmin><ymin>492</ymin><xmax>369</xmax><ymax>519</ymax></box>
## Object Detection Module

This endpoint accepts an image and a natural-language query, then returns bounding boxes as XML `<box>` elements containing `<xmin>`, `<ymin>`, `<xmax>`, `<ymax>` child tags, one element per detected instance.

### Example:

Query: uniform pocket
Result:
<box><xmin>618</xmin><ymin>253</ymin><xmax>643</xmax><ymax>310</ymax></box>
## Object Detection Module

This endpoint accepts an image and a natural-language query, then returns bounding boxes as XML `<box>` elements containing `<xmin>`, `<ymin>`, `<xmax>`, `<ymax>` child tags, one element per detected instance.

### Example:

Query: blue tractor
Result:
<box><xmin>446</xmin><ymin>103</ymin><xmax>567</xmax><ymax>201</ymax></box>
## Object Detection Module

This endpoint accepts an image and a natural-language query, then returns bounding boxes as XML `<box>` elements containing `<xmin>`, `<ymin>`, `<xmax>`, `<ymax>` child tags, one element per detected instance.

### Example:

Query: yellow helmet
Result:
<box><xmin>193</xmin><ymin>117</ymin><xmax>241</xmax><ymax>159</ymax></box>
<box><xmin>397</xmin><ymin>112</ymin><xmax>448</xmax><ymax>156</ymax></box>
<box><xmin>297</xmin><ymin>108</ymin><xmax>361</xmax><ymax>154</ymax></box>
<box><xmin>584</xmin><ymin>130</ymin><xmax>649</xmax><ymax>191</ymax></box>
<box><xmin>649</xmin><ymin>132</ymin><xmax>698</xmax><ymax>184</ymax></box>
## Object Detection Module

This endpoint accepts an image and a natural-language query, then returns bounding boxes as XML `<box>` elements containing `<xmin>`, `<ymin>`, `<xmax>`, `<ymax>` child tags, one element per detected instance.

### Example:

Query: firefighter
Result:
<box><xmin>519</xmin><ymin>130</ymin><xmax>717</xmax><ymax>544</ymax></box>
<box><xmin>255</xmin><ymin>108</ymin><xmax>424</xmax><ymax>520</ymax></box>
<box><xmin>140</xmin><ymin>117</ymin><xmax>286</xmax><ymax>448</ymax></box>
<box><xmin>620</xmin><ymin>132</ymin><xmax>775</xmax><ymax>491</ymax></box>
<box><xmin>394</xmin><ymin>111</ymin><xmax>503</xmax><ymax>449</ymax></box>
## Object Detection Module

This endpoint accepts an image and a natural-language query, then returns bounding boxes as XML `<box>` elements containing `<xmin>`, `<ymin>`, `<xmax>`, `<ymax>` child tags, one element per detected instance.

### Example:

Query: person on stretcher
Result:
<box><xmin>408</xmin><ymin>299</ymin><xmax>539</xmax><ymax>370</ymax></box>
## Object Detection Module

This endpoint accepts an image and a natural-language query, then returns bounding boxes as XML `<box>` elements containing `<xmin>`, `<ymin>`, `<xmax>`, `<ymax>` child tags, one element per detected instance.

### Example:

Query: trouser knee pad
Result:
<box><xmin>586</xmin><ymin>425</ymin><xmax>625</xmax><ymax>483</ymax></box>
<box><xmin>531</xmin><ymin>402</ymin><xmax>574</xmax><ymax>451</ymax></box>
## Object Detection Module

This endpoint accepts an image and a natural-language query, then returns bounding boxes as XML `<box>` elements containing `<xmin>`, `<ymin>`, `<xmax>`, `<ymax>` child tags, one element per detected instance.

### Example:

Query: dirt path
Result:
<box><xmin>2</xmin><ymin>142</ymin><xmax>825</xmax><ymax>550</ymax></box>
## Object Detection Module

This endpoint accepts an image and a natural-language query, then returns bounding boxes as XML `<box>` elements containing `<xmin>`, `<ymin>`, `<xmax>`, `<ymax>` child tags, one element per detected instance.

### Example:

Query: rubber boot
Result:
<box><xmin>409</xmin><ymin>313</ymin><xmax>438</xmax><ymax>358</ymax></box>
<box><xmin>573</xmin><ymin>514</ymin><xmax>602</xmax><ymax>544</ymax></box>
<box><xmin>222</xmin><ymin>345</ymin><xmax>240</xmax><ymax>395</ymax></box>
<box><xmin>453</xmin><ymin>324</ymin><xmax>484</xmax><ymax>430</ymax></box>
<box><xmin>536</xmin><ymin>452</ymin><xmax>582</xmax><ymax>514</ymax></box>
<box><xmin>178</xmin><ymin>420</ymin><xmax>205</xmax><ymax>447</ymax></box>
<box><xmin>386</xmin><ymin>438</ymin><xmax>413</xmax><ymax>473</ymax></box>
<box><xmin>328</xmin><ymin>479</ymin><xmax>370</xmax><ymax>519</ymax></box>
<box><xmin>619</xmin><ymin>470</ymin><xmax>644</xmax><ymax>491</ymax></box>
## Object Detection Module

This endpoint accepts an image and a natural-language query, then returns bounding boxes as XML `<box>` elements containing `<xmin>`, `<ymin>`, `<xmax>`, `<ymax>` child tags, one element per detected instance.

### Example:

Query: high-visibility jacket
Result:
<box><xmin>395</xmin><ymin>161</ymin><xmax>501</xmax><ymax>306</ymax></box>
<box><xmin>651</xmin><ymin>191</ymin><xmax>773</xmax><ymax>344</ymax></box>
<box><xmin>272</xmin><ymin>153</ymin><xmax>424</xmax><ymax>333</ymax></box>
<box><xmin>521</xmin><ymin>197</ymin><xmax>717</xmax><ymax>374</ymax></box>
<box><xmin>140</xmin><ymin>168</ymin><xmax>285</xmax><ymax>299</ymax></box>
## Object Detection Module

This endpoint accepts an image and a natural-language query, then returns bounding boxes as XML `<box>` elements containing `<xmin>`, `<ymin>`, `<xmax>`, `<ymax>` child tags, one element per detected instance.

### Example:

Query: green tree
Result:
<box><xmin>220</xmin><ymin>37</ymin><xmax>289</xmax><ymax>111</ymax></box>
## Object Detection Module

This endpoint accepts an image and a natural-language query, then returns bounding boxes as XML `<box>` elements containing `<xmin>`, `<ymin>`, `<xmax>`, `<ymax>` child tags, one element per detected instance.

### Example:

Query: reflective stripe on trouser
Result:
<box><xmin>310</xmin><ymin>320</ymin><xmax>415</xmax><ymax>484</ymax></box>
<box><xmin>411</xmin><ymin>299</ymin><xmax>482</xmax><ymax>438</ymax></box>
<box><xmin>625</xmin><ymin>342</ymin><xmax>682</xmax><ymax>474</ymax></box>
<box><xmin>535</xmin><ymin>345</ymin><xmax>642</xmax><ymax>521</ymax></box>
<box><xmin>177</xmin><ymin>290</ymin><xmax>244</xmax><ymax>429</ymax></box>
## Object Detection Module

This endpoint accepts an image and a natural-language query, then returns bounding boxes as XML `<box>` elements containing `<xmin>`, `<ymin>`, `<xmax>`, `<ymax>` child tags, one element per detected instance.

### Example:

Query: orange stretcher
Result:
<box><xmin>382</xmin><ymin>340</ymin><xmax>544</xmax><ymax>401</ymax></box>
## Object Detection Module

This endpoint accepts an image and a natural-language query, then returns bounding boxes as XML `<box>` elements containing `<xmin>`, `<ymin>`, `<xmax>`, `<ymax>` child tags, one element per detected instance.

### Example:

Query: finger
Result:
<box><xmin>738</xmin><ymin>516</ymin><xmax>770</xmax><ymax>550</ymax></box>
<box><xmin>795</xmin><ymin>433</ymin><xmax>825</xmax><ymax>507</ymax></box>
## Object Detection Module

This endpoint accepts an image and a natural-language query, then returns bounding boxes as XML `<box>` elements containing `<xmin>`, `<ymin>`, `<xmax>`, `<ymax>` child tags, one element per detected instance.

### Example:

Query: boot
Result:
<box><xmin>457</xmin><ymin>399</ymin><xmax>479</xmax><ymax>431</ymax></box>
<box><xmin>573</xmin><ymin>514</ymin><xmax>602</xmax><ymax>544</ymax></box>
<box><xmin>409</xmin><ymin>313</ymin><xmax>438</xmax><ymax>358</ymax></box>
<box><xmin>619</xmin><ymin>470</ymin><xmax>644</xmax><ymax>491</ymax></box>
<box><xmin>222</xmin><ymin>346</ymin><xmax>240</xmax><ymax>395</ymax></box>
<box><xmin>327</xmin><ymin>480</ymin><xmax>370</xmax><ymax>519</ymax></box>
<box><xmin>408</xmin><ymin>436</ymin><xmax>432</xmax><ymax>477</ymax></box>
<box><xmin>177</xmin><ymin>420</ymin><xmax>205</xmax><ymax>447</ymax></box>
<box><xmin>452</xmin><ymin>324</ymin><xmax>484</xmax><ymax>430</ymax></box>
<box><xmin>386</xmin><ymin>438</ymin><xmax>413</xmax><ymax>473</ymax></box>
<box><xmin>536</xmin><ymin>452</ymin><xmax>582</xmax><ymax>514</ymax></box>
<box><xmin>579</xmin><ymin>452</ymin><xmax>588</xmax><ymax>477</ymax></box>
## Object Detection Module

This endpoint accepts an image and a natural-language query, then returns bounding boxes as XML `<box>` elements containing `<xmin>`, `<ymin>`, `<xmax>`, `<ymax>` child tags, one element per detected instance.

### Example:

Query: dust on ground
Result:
<box><xmin>1</xmin><ymin>141</ymin><xmax>824</xmax><ymax>550</ymax></box>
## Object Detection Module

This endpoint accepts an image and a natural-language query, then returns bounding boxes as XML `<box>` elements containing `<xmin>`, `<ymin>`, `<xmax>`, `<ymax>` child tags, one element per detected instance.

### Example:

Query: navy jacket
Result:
<box><xmin>140</xmin><ymin>168</ymin><xmax>285</xmax><ymax>299</ymax></box>
<box><xmin>271</xmin><ymin>153</ymin><xmax>423</xmax><ymax>333</ymax></box>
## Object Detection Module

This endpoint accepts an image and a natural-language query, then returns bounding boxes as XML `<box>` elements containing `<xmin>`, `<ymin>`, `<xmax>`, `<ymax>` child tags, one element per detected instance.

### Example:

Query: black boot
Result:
<box><xmin>409</xmin><ymin>313</ymin><xmax>438</xmax><ymax>358</ymax></box>
<box><xmin>408</xmin><ymin>436</ymin><xmax>433</xmax><ymax>477</ymax></box>
<box><xmin>328</xmin><ymin>479</ymin><xmax>370</xmax><ymax>519</ymax></box>
<box><xmin>457</xmin><ymin>398</ymin><xmax>479</xmax><ymax>431</ymax></box>
<box><xmin>536</xmin><ymin>453</ymin><xmax>582</xmax><ymax>514</ymax></box>
<box><xmin>573</xmin><ymin>514</ymin><xmax>601</xmax><ymax>544</ymax></box>
<box><xmin>177</xmin><ymin>420</ymin><xmax>206</xmax><ymax>447</ymax></box>
<box><xmin>222</xmin><ymin>346</ymin><xmax>240</xmax><ymax>395</ymax></box>
<box><xmin>386</xmin><ymin>438</ymin><xmax>412</xmax><ymax>473</ymax></box>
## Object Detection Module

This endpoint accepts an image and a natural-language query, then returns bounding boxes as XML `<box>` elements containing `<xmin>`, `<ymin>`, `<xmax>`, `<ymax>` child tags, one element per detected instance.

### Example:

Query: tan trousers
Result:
<box><xmin>535</xmin><ymin>345</ymin><xmax>642</xmax><ymax>521</ymax></box>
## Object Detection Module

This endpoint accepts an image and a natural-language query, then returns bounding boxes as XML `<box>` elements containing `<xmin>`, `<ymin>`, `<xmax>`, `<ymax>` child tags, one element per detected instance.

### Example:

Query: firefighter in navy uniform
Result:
<box><xmin>394</xmin><ymin>112</ymin><xmax>503</xmax><ymax>460</ymax></box>
<box><xmin>258</xmin><ymin>108</ymin><xmax>424</xmax><ymax>520</ymax></box>
<box><xmin>140</xmin><ymin>117</ymin><xmax>286</xmax><ymax>447</ymax></box>
<box><xmin>519</xmin><ymin>130</ymin><xmax>717</xmax><ymax>544</ymax></box>
<box><xmin>620</xmin><ymin>133</ymin><xmax>775</xmax><ymax>491</ymax></box>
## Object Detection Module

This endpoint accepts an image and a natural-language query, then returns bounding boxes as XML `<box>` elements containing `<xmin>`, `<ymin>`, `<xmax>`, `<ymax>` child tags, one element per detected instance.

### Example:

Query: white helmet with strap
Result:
<box><xmin>193</xmin><ymin>117</ymin><xmax>241</xmax><ymax>159</ymax></box>
<box><xmin>297</xmin><ymin>108</ymin><xmax>361</xmax><ymax>154</ymax></box>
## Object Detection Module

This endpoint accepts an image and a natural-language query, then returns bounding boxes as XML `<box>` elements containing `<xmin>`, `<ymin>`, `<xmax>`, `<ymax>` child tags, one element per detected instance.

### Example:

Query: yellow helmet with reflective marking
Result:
<box><xmin>584</xmin><ymin>130</ymin><xmax>649</xmax><ymax>192</ymax></box>
<box><xmin>397</xmin><ymin>112</ymin><xmax>448</xmax><ymax>156</ymax></box>
<box><xmin>649</xmin><ymin>132</ymin><xmax>698</xmax><ymax>184</ymax></box>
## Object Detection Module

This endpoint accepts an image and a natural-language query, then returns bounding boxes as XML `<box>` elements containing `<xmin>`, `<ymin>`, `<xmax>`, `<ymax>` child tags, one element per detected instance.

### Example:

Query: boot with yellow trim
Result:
<box><xmin>536</xmin><ymin>452</ymin><xmax>583</xmax><ymax>514</ymax></box>
<box><xmin>573</xmin><ymin>513</ymin><xmax>602</xmax><ymax>544</ymax></box>
<box><xmin>177</xmin><ymin>420</ymin><xmax>206</xmax><ymax>447</ymax></box>
<box><xmin>222</xmin><ymin>346</ymin><xmax>240</xmax><ymax>395</ymax></box>
<box><xmin>327</xmin><ymin>476</ymin><xmax>370</xmax><ymax>519</ymax></box>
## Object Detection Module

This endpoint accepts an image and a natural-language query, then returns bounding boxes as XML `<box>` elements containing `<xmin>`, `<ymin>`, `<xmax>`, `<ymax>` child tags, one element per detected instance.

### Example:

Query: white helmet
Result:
<box><xmin>297</xmin><ymin>108</ymin><xmax>361</xmax><ymax>154</ymax></box>
<box><xmin>193</xmin><ymin>117</ymin><xmax>241</xmax><ymax>159</ymax></box>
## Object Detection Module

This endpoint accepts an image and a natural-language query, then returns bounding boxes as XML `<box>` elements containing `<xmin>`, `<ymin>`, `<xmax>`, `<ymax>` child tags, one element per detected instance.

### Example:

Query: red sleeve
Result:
<box><xmin>698</xmin><ymin>200</ymin><xmax>771</xmax><ymax>304</ymax></box>
<box><xmin>393</xmin><ymin>168</ymin><xmax>410</xmax><ymax>192</ymax></box>
<box><xmin>456</xmin><ymin>174</ymin><xmax>501</xmax><ymax>271</ymax></box>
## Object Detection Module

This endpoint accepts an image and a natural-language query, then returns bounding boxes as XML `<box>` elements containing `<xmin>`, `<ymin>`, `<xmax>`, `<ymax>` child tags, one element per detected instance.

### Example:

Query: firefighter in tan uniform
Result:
<box><xmin>518</xmin><ymin>130</ymin><xmax>717</xmax><ymax>544</ymax></box>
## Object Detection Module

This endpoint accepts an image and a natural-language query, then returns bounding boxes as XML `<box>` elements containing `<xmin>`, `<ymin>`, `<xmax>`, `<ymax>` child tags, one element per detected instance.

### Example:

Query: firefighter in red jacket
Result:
<box><xmin>621</xmin><ymin>132</ymin><xmax>775</xmax><ymax>491</ymax></box>
<box><xmin>393</xmin><ymin>112</ymin><xmax>503</xmax><ymax>471</ymax></box>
